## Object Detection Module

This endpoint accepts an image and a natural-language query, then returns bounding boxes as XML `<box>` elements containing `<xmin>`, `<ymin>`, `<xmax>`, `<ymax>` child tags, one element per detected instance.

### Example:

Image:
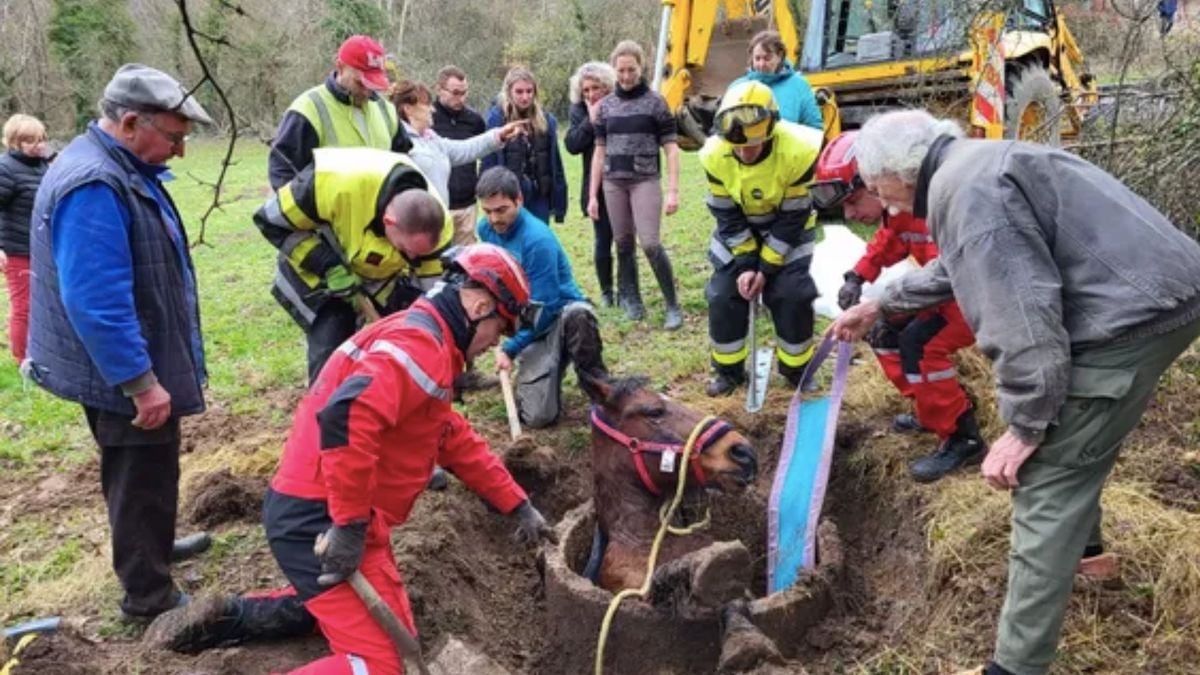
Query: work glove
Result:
<box><xmin>838</xmin><ymin>271</ymin><xmax>865</xmax><ymax>310</ymax></box>
<box><xmin>323</xmin><ymin>265</ymin><xmax>361</xmax><ymax>300</ymax></box>
<box><xmin>511</xmin><ymin>501</ymin><xmax>557</xmax><ymax>546</ymax></box>
<box><xmin>314</xmin><ymin>519</ymin><xmax>368</xmax><ymax>587</ymax></box>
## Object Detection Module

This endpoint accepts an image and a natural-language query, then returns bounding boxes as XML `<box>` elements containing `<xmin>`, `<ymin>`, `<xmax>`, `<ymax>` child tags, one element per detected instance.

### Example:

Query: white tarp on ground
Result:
<box><xmin>812</xmin><ymin>223</ymin><xmax>916</xmax><ymax>319</ymax></box>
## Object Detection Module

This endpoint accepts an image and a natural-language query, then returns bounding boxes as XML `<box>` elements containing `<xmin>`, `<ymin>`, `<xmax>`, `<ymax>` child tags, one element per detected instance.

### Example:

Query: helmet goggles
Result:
<box><xmin>809</xmin><ymin>174</ymin><xmax>865</xmax><ymax>210</ymax></box>
<box><xmin>715</xmin><ymin>104</ymin><xmax>774</xmax><ymax>145</ymax></box>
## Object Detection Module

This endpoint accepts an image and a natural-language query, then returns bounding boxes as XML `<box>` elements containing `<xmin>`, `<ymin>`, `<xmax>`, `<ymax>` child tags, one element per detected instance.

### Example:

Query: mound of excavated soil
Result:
<box><xmin>183</xmin><ymin>469</ymin><xmax>268</xmax><ymax>529</ymax></box>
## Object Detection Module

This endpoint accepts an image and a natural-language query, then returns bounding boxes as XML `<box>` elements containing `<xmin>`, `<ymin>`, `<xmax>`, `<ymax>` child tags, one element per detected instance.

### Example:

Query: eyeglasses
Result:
<box><xmin>138</xmin><ymin>115</ymin><xmax>190</xmax><ymax>146</ymax></box>
<box><xmin>443</xmin><ymin>87</ymin><xmax>468</xmax><ymax>97</ymax></box>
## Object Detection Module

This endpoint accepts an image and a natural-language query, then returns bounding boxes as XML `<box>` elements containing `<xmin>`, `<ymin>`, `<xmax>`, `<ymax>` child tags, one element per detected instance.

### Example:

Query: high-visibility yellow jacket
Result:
<box><xmin>698</xmin><ymin>121</ymin><xmax>823</xmax><ymax>275</ymax></box>
<box><xmin>291</xmin><ymin>83</ymin><xmax>398</xmax><ymax>150</ymax></box>
<box><xmin>254</xmin><ymin>147</ymin><xmax>453</xmax><ymax>328</ymax></box>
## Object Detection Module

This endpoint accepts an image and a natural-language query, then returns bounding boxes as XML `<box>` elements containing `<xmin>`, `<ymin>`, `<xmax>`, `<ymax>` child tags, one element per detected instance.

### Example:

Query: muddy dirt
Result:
<box><xmin>184</xmin><ymin>469</ymin><xmax>269</xmax><ymax>529</ymax></box>
<box><xmin>8</xmin><ymin>349</ymin><xmax>1200</xmax><ymax>674</ymax></box>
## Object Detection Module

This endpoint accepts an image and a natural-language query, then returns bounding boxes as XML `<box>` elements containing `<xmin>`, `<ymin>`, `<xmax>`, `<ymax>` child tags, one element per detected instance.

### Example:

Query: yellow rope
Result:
<box><xmin>594</xmin><ymin>415</ymin><xmax>716</xmax><ymax>675</ymax></box>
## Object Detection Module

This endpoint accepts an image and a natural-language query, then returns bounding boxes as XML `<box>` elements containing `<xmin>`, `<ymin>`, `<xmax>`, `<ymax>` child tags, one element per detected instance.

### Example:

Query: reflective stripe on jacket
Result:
<box><xmin>254</xmin><ymin>148</ymin><xmax>453</xmax><ymax>328</ymax></box>
<box><xmin>270</xmin><ymin>298</ymin><xmax>528</xmax><ymax>525</ymax></box>
<box><xmin>699</xmin><ymin>121</ymin><xmax>823</xmax><ymax>276</ymax></box>
<box><xmin>288</xmin><ymin>84</ymin><xmax>398</xmax><ymax>152</ymax></box>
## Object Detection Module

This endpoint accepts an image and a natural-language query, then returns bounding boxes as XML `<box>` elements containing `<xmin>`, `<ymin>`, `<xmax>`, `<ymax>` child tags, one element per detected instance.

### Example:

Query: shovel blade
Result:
<box><xmin>744</xmin><ymin>346</ymin><xmax>774</xmax><ymax>413</ymax></box>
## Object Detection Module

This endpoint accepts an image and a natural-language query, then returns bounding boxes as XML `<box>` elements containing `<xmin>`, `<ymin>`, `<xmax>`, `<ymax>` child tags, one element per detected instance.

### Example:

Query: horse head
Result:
<box><xmin>581</xmin><ymin>373</ymin><xmax>758</xmax><ymax>498</ymax></box>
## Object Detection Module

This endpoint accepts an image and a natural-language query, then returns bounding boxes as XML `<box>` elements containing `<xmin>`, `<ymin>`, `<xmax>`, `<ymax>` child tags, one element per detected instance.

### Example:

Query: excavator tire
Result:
<box><xmin>1005</xmin><ymin>63</ymin><xmax>1063</xmax><ymax>146</ymax></box>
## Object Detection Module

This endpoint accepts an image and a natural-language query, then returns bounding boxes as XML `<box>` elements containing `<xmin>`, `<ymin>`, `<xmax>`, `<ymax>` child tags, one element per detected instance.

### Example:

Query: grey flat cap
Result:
<box><xmin>103</xmin><ymin>63</ymin><xmax>214</xmax><ymax>125</ymax></box>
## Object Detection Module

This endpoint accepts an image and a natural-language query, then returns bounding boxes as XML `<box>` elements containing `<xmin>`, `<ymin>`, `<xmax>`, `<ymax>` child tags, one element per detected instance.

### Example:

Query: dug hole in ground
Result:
<box><xmin>3</xmin><ymin>227</ymin><xmax>1199</xmax><ymax>674</ymax></box>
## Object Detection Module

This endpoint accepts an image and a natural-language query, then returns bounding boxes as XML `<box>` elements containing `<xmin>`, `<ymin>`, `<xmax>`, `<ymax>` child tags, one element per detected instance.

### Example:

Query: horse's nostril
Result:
<box><xmin>731</xmin><ymin>444</ymin><xmax>758</xmax><ymax>474</ymax></box>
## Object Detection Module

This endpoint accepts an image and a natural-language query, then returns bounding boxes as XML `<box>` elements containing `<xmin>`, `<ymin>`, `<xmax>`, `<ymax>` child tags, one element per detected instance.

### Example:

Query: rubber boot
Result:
<box><xmin>891</xmin><ymin>413</ymin><xmax>928</xmax><ymax>433</ymax></box>
<box><xmin>646</xmin><ymin>245</ymin><xmax>682</xmax><ymax>331</ymax></box>
<box><xmin>143</xmin><ymin>593</ymin><xmax>315</xmax><ymax>654</ymax></box>
<box><xmin>706</xmin><ymin>369</ymin><xmax>746</xmax><ymax>397</ymax></box>
<box><xmin>595</xmin><ymin>251</ymin><xmax>615</xmax><ymax>307</ymax></box>
<box><xmin>616</xmin><ymin>244</ymin><xmax>644</xmax><ymax>321</ymax></box>
<box><xmin>563</xmin><ymin>306</ymin><xmax>609</xmax><ymax>382</ymax></box>
<box><xmin>908</xmin><ymin>407</ymin><xmax>986</xmax><ymax>483</ymax></box>
<box><xmin>170</xmin><ymin>532</ymin><xmax>212</xmax><ymax>562</ymax></box>
<box><xmin>782</xmin><ymin>368</ymin><xmax>820</xmax><ymax>394</ymax></box>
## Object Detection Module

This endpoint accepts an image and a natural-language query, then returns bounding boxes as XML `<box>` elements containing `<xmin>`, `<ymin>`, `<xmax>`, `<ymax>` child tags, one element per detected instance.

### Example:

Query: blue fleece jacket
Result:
<box><xmin>733</xmin><ymin>62</ymin><xmax>823</xmax><ymax>130</ymax></box>
<box><xmin>476</xmin><ymin>207</ymin><xmax>584</xmax><ymax>357</ymax></box>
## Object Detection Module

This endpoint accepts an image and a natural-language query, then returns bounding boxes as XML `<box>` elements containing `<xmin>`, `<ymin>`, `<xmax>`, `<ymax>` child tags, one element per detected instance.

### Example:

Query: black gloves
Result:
<box><xmin>838</xmin><ymin>271</ymin><xmax>865</xmax><ymax>310</ymax></box>
<box><xmin>511</xmin><ymin>500</ymin><xmax>557</xmax><ymax>546</ymax></box>
<box><xmin>315</xmin><ymin>520</ymin><xmax>368</xmax><ymax>587</ymax></box>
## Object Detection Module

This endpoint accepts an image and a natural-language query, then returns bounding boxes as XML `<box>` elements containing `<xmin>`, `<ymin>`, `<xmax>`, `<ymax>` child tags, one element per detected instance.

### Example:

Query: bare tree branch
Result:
<box><xmin>215</xmin><ymin>0</ymin><xmax>248</xmax><ymax>17</ymax></box>
<box><xmin>175</xmin><ymin>0</ymin><xmax>239</xmax><ymax>248</ymax></box>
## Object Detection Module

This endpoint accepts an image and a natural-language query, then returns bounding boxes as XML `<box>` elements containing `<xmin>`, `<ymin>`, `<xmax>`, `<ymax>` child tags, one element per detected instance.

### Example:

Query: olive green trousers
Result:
<box><xmin>994</xmin><ymin>315</ymin><xmax>1200</xmax><ymax>674</ymax></box>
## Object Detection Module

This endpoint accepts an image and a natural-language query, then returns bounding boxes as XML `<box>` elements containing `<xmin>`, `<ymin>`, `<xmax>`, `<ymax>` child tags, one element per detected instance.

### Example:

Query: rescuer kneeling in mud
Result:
<box><xmin>143</xmin><ymin>244</ymin><xmax>556</xmax><ymax>675</ymax></box>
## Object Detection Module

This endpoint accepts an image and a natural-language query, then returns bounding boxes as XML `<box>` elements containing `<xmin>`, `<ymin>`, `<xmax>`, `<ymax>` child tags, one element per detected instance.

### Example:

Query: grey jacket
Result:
<box><xmin>403</xmin><ymin>122</ymin><xmax>502</xmax><ymax>206</ymax></box>
<box><xmin>881</xmin><ymin>137</ymin><xmax>1200</xmax><ymax>441</ymax></box>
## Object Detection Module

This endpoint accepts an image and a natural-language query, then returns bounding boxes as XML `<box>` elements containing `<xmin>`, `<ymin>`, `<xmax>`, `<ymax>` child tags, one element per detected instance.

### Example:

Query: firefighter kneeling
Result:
<box><xmin>812</xmin><ymin>131</ymin><xmax>984</xmax><ymax>482</ymax></box>
<box><xmin>700</xmin><ymin>81</ymin><xmax>825</xmax><ymax>397</ymax></box>
<box><xmin>143</xmin><ymin>244</ymin><xmax>555</xmax><ymax>674</ymax></box>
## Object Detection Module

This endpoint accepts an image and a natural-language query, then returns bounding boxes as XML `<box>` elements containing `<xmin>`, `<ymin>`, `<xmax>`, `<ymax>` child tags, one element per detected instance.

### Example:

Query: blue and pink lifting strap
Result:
<box><xmin>768</xmin><ymin>335</ymin><xmax>852</xmax><ymax>593</ymax></box>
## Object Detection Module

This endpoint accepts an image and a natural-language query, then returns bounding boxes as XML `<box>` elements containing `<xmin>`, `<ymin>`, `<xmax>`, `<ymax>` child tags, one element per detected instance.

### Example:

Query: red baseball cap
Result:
<box><xmin>337</xmin><ymin>35</ymin><xmax>389</xmax><ymax>92</ymax></box>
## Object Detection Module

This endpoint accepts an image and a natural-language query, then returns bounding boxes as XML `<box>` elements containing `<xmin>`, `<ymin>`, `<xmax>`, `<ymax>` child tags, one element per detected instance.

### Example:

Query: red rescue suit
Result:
<box><xmin>270</xmin><ymin>298</ymin><xmax>528</xmax><ymax>675</ymax></box>
<box><xmin>854</xmin><ymin>212</ymin><xmax>975</xmax><ymax>439</ymax></box>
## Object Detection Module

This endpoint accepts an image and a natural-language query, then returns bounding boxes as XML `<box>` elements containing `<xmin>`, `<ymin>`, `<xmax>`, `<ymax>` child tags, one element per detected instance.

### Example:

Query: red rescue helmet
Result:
<box><xmin>442</xmin><ymin>244</ymin><xmax>540</xmax><ymax>335</ymax></box>
<box><xmin>811</xmin><ymin>131</ymin><xmax>864</xmax><ymax>210</ymax></box>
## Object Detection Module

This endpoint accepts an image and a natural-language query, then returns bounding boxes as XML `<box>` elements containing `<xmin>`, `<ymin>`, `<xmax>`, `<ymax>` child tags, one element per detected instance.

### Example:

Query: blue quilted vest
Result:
<box><xmin>27</xmin><ymin>124</ymin><xmax>206</xmax><ymax>417</ymax></box>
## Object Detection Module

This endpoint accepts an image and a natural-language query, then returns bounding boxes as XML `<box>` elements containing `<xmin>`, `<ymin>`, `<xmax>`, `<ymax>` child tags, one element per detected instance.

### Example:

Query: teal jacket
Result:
<box><xmin>733</xmin><ymin>62</ymin><xmax>823</xmax><ymax>130</ymax></box>
<box><xmin>476</xmin><ymin>207</ymin><xmax>585</xmax><ymax>357</ymax></box>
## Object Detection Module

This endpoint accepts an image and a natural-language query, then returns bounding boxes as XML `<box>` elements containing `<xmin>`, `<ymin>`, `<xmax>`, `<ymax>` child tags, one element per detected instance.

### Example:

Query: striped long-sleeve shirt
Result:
<box><xmin>594</xmin><ymin>81</ymin><xmax>676</xmax><ymax>182</ymax></box>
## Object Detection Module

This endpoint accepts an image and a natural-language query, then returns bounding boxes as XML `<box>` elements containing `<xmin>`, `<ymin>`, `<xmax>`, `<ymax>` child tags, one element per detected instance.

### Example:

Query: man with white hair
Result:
<box><xmin>830</xmin><ymin>109</ymin><xmax>1200</xmax><ymax>675</ymax></box>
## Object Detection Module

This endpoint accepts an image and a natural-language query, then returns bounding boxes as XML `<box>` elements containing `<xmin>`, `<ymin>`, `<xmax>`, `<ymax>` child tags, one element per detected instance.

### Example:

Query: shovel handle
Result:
<box><xmin>348</xmin><ymin>571</ymin><xmax>431</xmax><ymax>675</ymax></box>
<box><xmin>313</xmin><ymin>532</ymin><xmax>430</xmax><ymax>675</ymax></box>
<box><xmin>356</xmin><ymin>293</ymin><xmax>382</xmax><ymax>323</ymax></box>
<box><xmin>497</xmin><ymin>348</ymin><xmax>522</xmax><ymax>441</ymax></box>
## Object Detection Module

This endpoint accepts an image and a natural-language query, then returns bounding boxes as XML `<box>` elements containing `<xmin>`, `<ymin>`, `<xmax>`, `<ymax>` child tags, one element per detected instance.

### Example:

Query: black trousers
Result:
<box><xmin>706</xmin><ymin>259</ymin><xmax>818</xmax><ymax>378</ymax></box>
<box><xmin>305</xmin><ymin>299</ymin><xmax>359</xmax><ymax>384</ymax></box>
<box><xmin>84</xmin><ymin>406</ymin><xmax>182</xmax><ymax>616</ymax></box>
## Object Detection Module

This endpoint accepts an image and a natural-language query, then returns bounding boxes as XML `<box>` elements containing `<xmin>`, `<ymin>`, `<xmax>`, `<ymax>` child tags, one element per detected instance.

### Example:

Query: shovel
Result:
<box><xmin>314</xmin><ymin>533</ymin><xmax>430</xmax><ymax>675</ymax></box>
<box><xmin>744</xmin><ymin>295</ymin><xmax>773</xmax><ymax>413</ymax></box>
<box><xmin>496</xmin><ymin>347</ymin><xmax>522</xmax><ymax>441</ymax></box>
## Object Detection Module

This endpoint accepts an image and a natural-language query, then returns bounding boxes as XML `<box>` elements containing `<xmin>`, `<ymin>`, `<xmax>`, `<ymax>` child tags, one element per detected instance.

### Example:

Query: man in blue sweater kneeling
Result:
<box><xmin>475</xmin><ymin>166</ymin><xmax>608</xmax><ymax>428</ymax></box>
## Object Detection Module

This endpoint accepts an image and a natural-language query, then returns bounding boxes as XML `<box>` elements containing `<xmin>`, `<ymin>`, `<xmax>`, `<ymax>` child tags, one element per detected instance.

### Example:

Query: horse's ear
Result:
<box><xmin>578</xmin><ymin>370</ymin><xmax>612</xmax><ymax>406</ymax></box>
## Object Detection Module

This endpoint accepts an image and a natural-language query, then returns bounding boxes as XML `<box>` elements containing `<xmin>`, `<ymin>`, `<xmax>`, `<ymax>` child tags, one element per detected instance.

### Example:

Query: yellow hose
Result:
<box><xmin>593</xmin><ymin>415</ymin><xmax>716</xmax><ymax>675</ymax></box>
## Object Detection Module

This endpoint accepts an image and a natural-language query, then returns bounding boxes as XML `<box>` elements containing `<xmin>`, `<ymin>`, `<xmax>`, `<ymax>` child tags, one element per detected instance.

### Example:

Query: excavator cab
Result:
<box><xmin>656</xmin><ymin>0</ymin><xmax>1094</xmax><ymax>148</ymax></box>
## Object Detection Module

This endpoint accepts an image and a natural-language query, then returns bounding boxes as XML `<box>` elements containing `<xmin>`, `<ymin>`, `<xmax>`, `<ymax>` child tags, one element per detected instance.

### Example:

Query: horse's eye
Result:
<box><xmin>645</xmin><ymin>407</ymin><xmax>667</xmax><ymax>419</ymax></box>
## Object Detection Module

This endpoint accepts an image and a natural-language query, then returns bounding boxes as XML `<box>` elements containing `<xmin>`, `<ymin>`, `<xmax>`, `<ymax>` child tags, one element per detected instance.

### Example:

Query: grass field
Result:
<box><xmin>1</xmin><ymin>137</ymin><xmax>1199</xmax><ymax>674</ymax></box>
<box><xmin>0</xmin><ymin>138</ymin><xmax>733</xmax><ymax>466</ymax></box>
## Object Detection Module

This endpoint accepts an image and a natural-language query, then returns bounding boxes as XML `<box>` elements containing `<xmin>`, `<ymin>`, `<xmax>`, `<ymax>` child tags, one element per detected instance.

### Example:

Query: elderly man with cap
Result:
<box><xmin>26</xmin><ymin>64</ymin><xmax>215</xmax><ymax>620</ymax></box>
<box><xmin>269</xmin><ymin>35</ymin><xmax>411</xmax><ymax>190</ymax></box>
<box><xmin>830</xmin><ymin>110</ymin><xmax>1200</xmax><ymax>675</ymax></box>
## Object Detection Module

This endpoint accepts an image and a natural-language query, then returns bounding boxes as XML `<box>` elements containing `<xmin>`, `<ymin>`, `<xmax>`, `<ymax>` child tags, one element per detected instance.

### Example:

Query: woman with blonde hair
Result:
<box><xmin>0</xmin><ymin>114</ymin><xmax>50</xmax><ymax>363</ymax></box>
<box><xmin>587</xmin><ymin>40</ymin><xmax>683</xmax><ymax>330</ymax></box>
<box><xmin>565</xmin><ymin>61</ymin><xmax>618</xmax><ymax>306</ymax></box>
<box><xmin>481</xmin><ymin>67</ymin><xmax>567</xmax><ymax>224</ymax></box>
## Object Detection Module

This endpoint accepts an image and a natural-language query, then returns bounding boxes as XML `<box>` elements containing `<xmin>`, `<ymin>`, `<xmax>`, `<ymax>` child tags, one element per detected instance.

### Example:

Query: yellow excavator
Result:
<box><xmin>651</xmin><ymin>0</ymin><xmax>1097</xmax><ymax>149</ymax></box>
